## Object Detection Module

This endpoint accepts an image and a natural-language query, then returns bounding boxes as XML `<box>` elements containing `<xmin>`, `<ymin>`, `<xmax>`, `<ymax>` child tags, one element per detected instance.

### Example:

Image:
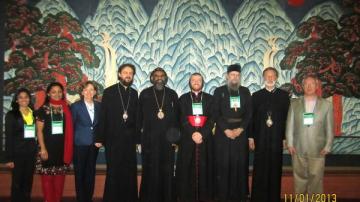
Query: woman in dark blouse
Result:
<box><xmin>35</xmin><ymin>82</ymin><xmax>73</xmax><ymax>202</ymax></box>
<box><xmin>5</xmin><ymin>88</ymin><xmax>37</xmax><ymax>202</ymax></box>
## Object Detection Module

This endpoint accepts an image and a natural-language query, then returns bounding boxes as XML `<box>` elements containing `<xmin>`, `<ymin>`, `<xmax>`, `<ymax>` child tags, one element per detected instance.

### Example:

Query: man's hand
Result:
<box><xmin>224</xmin><ymin>129</ymin><xmax>235</xmax><ymax>139</ymax></box>
<box><xmin>288</xmin><ymin>146</ymin><xmax>296</xmax><ymax>155</ymax></box>
<box><xmin>5</xmin><ymin>162</ymin><xmax>14</xmax><ymax>169</ymax></box>
<box><xmin>192</xmin><ymin>132</ymin><xmax>203</xmax><ymax>144</ymax></box>
<box><xmin>233</xmin><ymin>128</ymin><xmax>244</xmax><ymax>137</ymax></box>
<box><xmin>249</xmin><ymin>138</ymin><xmax>255</xmax><ymax>151</ymax></box>
<box><xmin>320</xmin><ymin>148</ymin><xmax>330</xmax><ymax>156</ymax></box>
<box><xmin>95</xmin><ymin>143</ymin><xmax>103</xmax><ymax>148</ymax></box>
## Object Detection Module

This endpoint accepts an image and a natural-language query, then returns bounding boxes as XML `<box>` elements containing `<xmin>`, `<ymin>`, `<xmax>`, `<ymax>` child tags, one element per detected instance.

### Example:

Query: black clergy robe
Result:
<box><xmin>138</xmin><ymin>86</ymin><xmax>179</xmax><ymax>202</ymax></box>
<box><xmin>176</xmin><ymin>91</ymin><xmax>214</xmax><ymax>202</ymax></box>
<box><xmin>250</xmin><ymin>88</ymin><xmax>290</xmax><ymax>202</ymax></box>
<box><xmin>96</xmin><ymin>83</ymin><xmax>139</xmax><ymax>202</ymax></box>
<box><xmin>213</xmin><ymin>85</ymin><xmax>252</xmax><ymax>202</ymax></box>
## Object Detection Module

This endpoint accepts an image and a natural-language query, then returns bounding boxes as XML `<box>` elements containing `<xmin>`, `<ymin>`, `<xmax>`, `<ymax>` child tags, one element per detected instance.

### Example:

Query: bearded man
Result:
<box><xmin>138</xmin><ymin>67</ymin><xmax>179</xmax><ymax>202</ymax></box>
<box><xmin>213</xmin><ymin>64</ymin><xmax>252</xmax><ymax>202</ymax></box>
<box><xmin>249</xmin><ymin>67</ymin><xmax>290</xmax><ymax>202</ymax></box>
<box><xmin>95</xmin><ymin>63</ymin><xmax>139</xmax><ymax>202</ymax></box>
<box><xmin>176</xmin><ymin>73</ymin><xmax>214</xmax><ymax>202</ymax></box>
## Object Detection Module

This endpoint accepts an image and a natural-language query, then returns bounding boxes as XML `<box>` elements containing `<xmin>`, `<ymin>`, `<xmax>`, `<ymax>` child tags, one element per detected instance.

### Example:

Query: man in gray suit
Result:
<box><xmin>286</xmin><ymin>75</ymin><xmax>334</xmax><ymax>194</ymax></box>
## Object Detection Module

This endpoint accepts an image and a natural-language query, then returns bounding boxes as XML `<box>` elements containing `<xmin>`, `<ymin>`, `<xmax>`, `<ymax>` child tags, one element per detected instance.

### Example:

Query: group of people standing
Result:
<box><xmin>5</xmin><ymin>81</ymin><xmax>100</xmax><ymax>202</ymax></box>
<box><xmin>4</xmin><ymin>63</ymin><xmax>334</xmax><ymax>202</ymax></box>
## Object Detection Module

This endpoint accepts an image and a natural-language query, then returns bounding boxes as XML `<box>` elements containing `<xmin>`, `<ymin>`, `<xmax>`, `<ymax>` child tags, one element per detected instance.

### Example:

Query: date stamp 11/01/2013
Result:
<box><xmin>284</xmin><ymin>193</ymin><xmax>337</xmax><ymax>202</ymax></box>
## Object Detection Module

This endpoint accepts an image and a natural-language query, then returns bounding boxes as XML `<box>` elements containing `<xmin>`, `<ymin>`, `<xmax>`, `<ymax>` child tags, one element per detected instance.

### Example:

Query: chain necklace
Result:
<box><xmin>117</xmin><ymin>83</ymin><xmax>131</xmax><ymax>121</ymax></box>
<box><xmin>153</xmin><ymin>87</ymin><xmax>166</xmax><ymax>119</ymax></box>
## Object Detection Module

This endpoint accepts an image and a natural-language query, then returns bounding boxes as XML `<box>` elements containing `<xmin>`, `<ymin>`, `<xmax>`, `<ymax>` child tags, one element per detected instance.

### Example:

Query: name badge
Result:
<box><xmin>52</xmin><ymin>121</ymin><xmax>63</xmax><ymax>135</ymax></box>
<box><xmin>230</xmin><ymin>96</ymin><xmax>241</xmax><ymax>109</ymax></box>
<box><xmin>303</xmin><ymin>113</ymin><xmax>315</xmax><ymax>125</ymax></box>
<box><xmin>192</xmin><ymin>103</ymin><xmax>203</xmax><ymax>115</ymax></box>
<box><xmin>24</xmin><ymin>124</ymin><xmax>36</xmax><ymax>138</ymax></box>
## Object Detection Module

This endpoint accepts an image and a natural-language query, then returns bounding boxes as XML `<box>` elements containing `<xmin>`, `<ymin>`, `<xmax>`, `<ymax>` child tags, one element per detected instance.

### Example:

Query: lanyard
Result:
<box><xmin>50</xmin><ymin>105</ymin><xmax>63</xmax><ymax>121</ymax></box>
<box><xmin>190</xmin><ymin>92</ymin><xmax>203</xmax><ymax>115</ymax></box>
<box><xmin>50</xmin><ymin>105</ymin><xmax>64</xmax><ymax>135</ymax></box>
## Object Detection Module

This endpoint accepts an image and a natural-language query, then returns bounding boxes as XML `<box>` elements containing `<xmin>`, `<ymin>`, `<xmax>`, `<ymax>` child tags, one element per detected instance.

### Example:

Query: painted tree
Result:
<box><xmin>280</xmin><ymin>0</ymin><xmax>360</xmax><ymax>136</ymax></box>
<box><xmin>4</xmin><ymin>0</ymin><xmax>101</xmax><ymax>108</ymax></box>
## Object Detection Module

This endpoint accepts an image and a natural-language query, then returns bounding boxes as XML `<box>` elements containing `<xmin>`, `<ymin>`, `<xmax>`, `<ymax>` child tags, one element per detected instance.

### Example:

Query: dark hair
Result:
<box><xmin>263</xmin><ymin>67</ymin><xmax>278</xmax><ymax>77</ymax></box>
<box><xmin>189</xmin><ymin>72</ymin><xmax>204</xmax><ymax>89</ymax></box>
<box><xmin>80</xmin><ymin>81</ymin><xmax>98</xmax><ymax>99</ymax></box>
<box><xmin>150</xmin><ymin>67</ymin><xmax>168</xmax><ymax>85</ymax></box>
<box><xmin>44</xmin><ymin>82</ymin><xmax>65</xmax><ymax>105</ymax></box>
<box><xmin>10</xmin><ymin>88</ymin><xmax>33</xmax><ymax>118</ymax></box>
<box><xmin>118</xmin><ymin>63</ymin><xmax>136</xmax><ymax>80</ymax></box>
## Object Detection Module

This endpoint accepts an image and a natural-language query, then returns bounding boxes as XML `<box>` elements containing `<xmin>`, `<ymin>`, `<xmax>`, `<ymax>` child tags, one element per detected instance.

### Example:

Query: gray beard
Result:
<box><xmin>154</xmin><ymin>82</ymin><xmax>165</xmax><ymax>91</ymax></box>
<box><xmin>227</xmin><ymin>82</ymin><xmax>240</xmax><ymax>91</ymax></box>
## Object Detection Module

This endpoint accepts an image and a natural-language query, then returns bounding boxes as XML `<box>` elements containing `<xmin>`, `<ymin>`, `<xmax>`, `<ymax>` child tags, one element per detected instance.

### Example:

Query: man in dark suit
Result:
<box><xmin>71</xmin><ymin>81</ymin><xmax>101</xmax><ymax>202</ymax></box>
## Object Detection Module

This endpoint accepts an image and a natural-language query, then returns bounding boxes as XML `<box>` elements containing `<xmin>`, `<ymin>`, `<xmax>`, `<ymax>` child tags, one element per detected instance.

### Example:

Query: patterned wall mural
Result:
<box><xmin>3</xmin><ymin>0</ymin><xmax>360</xmax><ymax>155</ymax></box>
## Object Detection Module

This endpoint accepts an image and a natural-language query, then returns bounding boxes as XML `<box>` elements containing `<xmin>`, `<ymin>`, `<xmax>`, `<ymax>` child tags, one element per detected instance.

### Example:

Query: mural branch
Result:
<box><xmin>4</xmin><ymin>0</ymin><xmax>101</xmax><ymax>108</ymax></box>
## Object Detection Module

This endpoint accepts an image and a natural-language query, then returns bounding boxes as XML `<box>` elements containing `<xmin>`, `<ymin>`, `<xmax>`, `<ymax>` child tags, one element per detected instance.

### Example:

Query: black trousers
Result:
<box><xmin>73</xmin><ymin>145</ymin><xmax>99</xmax><ymax>202</ymax></box>
<box><xmin>11</xmin><ymin>154</ymin><xmax>36</xmax><ymax>202</ymax></box>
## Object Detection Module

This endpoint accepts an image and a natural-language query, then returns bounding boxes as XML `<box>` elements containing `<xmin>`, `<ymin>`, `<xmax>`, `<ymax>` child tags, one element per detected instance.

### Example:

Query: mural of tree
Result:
<box><xmin>280</xmin><ymin>0</ymin><xmax>360</xmax><ymax>136</ymax></box>
<box><xmin>4</xmin><ymin>0</ymin><xmax>101</xmax><ymax>108</ymax></box>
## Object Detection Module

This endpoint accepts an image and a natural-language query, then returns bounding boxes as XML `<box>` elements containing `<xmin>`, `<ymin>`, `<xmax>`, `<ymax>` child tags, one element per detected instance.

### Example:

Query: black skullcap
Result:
<box><xmin>227</xmin><ymin>64</ymin><xmax>241</xmax><ymax>73</ymax></box>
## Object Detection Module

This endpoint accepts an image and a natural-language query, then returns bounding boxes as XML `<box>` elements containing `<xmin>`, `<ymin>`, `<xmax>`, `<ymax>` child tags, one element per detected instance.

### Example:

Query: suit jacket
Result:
<box><xmin>71</xmin><ymin>100</ymin><xmax>101</xmax><ymax>146</ymax></box>
<box><xmin>286</xmin><ymin>97</ymin><xmax>334</xmax><ymax>157</ymax></box>
<box><xmin>5</xmin><ymin>110</ymin><xmax>37</xmax><ymax>162</ymax></box>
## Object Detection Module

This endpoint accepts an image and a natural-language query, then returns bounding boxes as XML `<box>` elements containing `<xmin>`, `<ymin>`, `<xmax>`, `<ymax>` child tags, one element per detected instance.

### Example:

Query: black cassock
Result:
<box><xmin>213</xmin><ymin>85</ymin><xmax>252</xmax><ymax>202</ymax></box>
<box><xmin>138</xmin><ymin>86</ymin><xmax>179</xmax><ymax>202</ymax></box>
<box><xmin>250</xmin><ymin>88</ymin><xmax>289</xmax><ymax>202</ymax></box>
<box><xmin>96</xmin><ymin>84</ymin><xmax>139</xmax><ymax>202</ymax></box>
<box><xmin>176</xmin><ymin>91</ymin><xmax>214</xmax><ymax>202</ymax></box>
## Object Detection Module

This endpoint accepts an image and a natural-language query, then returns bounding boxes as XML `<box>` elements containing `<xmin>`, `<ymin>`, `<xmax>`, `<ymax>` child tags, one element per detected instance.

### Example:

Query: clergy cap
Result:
<box><xmin>227</xmin><ymin>64</ymin><xmax>241</xmax><ymax>73</ymax></box>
